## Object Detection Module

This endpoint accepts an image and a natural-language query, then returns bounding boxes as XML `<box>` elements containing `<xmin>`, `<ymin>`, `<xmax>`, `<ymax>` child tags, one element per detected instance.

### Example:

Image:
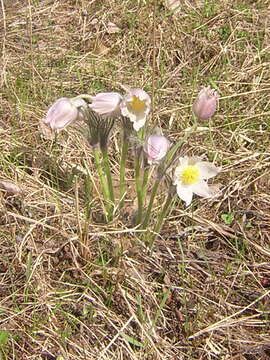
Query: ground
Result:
<box><xmin>0</xmin><ymin>0</ymin><xmax>270</xmax><ymax>359</ymax></box>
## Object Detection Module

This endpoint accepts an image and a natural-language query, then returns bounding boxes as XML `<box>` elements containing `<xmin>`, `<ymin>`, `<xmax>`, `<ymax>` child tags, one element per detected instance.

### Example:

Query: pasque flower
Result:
<box><xmin>193</xmin><ymin>86</ymin><xmax>218</xmax><ymax>121</ymax></box>
<box><xmin>89</xmin><ymin>92</ymin><xmax>122</xmax><ymax>117</ymax></box>
<box><xmin>120</xmin><ymin>88</ymin><xmax>151</xmax><ymax>131</ymax></box>
<box><xmin>174</xmin><ymin>157</ymin><xmax>220</xmax><ymax>206</ymax></box>
<box><xmin>43</xmin><ymin>97</ymin><xmax>86</xmax><ymax>130</ymax></box>
<box><xmin>144</xmin><ymin>135</ymin><xmax>171</xmax><ymax>164</ymax></box>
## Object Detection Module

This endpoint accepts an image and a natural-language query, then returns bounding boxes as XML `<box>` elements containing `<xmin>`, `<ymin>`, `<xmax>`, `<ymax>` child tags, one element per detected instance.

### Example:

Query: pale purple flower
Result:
<box><xmin>193</xmin><ymin>86</ymin><xmax>218</xmax><ymax>121</ymax></box>
<box><xmin>120</xmin><ymin>88</ymin><xmax>151</xmax><ymax>131</ymax></box>
<box><xmin>89</xmin><ymin>92</ymin><xmax>122</xmax><ymax>117</ymax></box>
<box><xmin>174</xmin><ymin>157</ymin><xmax>220</xmax><ymax>206</ymax></box>
<box><xmin>43</xmin><ymin>97</ymin><xmax>86</xmax><ymax>131</ymax></box>
<box><xmin>144</xmin><ymin>135</ymin><xmax>171</xmax><ymax>164</ymax></box>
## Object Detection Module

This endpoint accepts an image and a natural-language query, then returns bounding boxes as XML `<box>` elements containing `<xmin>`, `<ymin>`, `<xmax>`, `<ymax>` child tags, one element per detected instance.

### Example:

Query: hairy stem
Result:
<box><xmin>148</xmin><ymin>193</ymin><xmax>176</xmax><ymax>247</ymax></box>
<box><xmin>93</xmin><ymin>148</ymin><xmax>111</xmax><ymax>220</ymax></box>
<box><xmin>135</xmin><ymin>154</ymin><xmax>143</xmax><ymax>225</ymax></box>
<box><xmin>119</xmin><ymin>139</ymin><xmax>129</xmax><ymax>209</ymax></box>
<box><xmin>101</xmin><ymin>149</ymin><xmax>115</xmax><ymax>203</ymax></box>
<box><xmin>141</xmin><ymin>177</ymin><xmax>161</xmax><ymax>229</ymax></box>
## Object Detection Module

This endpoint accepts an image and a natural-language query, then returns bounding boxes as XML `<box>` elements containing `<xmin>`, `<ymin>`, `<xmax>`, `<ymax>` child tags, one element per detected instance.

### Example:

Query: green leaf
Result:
<box><xmin>0</xmin><ymin>331</ymin><xmax>9</xmax><ymax>346</ymax></box>
<box><xmin>121</xmin><ymin>333</ymin><xmax>143</xmax><ymax>347</ymax></box>
<box><xmin>221</xmin><ymin>213</ymin><xmax>234</xmax><ymax>225</ymax></box>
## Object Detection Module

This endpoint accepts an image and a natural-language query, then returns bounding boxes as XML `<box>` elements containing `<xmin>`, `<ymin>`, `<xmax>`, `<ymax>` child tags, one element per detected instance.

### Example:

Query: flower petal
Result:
<box><xmin>174</xmin><ymin>157</ymin><xmax>189</xmax><ymax>182</ymax></box>
<box><xmin>176</xmin><ymin>184</ymin><xmax>193</xmax><ymax>206</ymax></box>
<box><xmin>133</xmin><ymin>118</ymin><xmax>146</xmax><ymax>131</ymax></box>
<box><xmin>196</xmin><ymin>161</ymin><xmax>221</xmax><ymax>179</ymax></box>
<box><xmin>89</xmin><ymin>92</ymin><xmax>122</xmax><ymax>116</ymax></box>
<box><xmin>120</xmin><ymin>88</ymin><xmax>151</xmax><ymax>127</ymax></box>
<box><xmin>192</xmin><ymin>180</ymin><xmax>212</xmax><ymax>198</ymax></box>
<box><xmin>44</xmin><ymin>98</ymin><xmax>78</xmax><ymax>130</ymax></box>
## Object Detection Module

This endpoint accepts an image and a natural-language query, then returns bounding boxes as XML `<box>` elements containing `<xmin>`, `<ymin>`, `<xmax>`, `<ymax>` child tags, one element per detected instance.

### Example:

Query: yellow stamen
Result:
<box><xmin>129</xmin><ymin>96</ymin><xmax>145</xmax><ymax>111</ymax></box>
<box><xmin>181</xmin><ymin>165</ymin><xmax>200</xmax><ymax>185</ymax></box>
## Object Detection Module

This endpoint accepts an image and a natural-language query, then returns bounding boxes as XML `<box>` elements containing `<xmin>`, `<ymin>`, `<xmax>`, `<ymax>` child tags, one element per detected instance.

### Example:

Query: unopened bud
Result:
<box><xmin>144</xmin><ymin>135</ymin><xmax>171</xmax><ymax>164</ymax></box>
<box><xmin>193</xmin><ymin>86</ymin><xmax>218</xmax><ymax>121</ymax></box>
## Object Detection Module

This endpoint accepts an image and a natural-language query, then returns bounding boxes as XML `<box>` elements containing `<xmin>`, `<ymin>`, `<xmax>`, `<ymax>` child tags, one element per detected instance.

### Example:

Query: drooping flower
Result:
<box><xmin>89</xmin><ymin>92</ymin><xmax>122</xmax><ymax>117</ymax></box>
<box><xmin>43</xmin><ymin>97</ymin><xmax>87</xmax><ymax>131</ymax></box>
<box><xmin>173</xmin><ymin>157</ymin><xmax>220</xmax><ymax>206</ymax></box>
<box><xmin>144</xmin><ymin>135</ymin><xmax>171</xmax><ymax>164</ymax></box>
<box><xmin>120</xmin><ymin>88</ymin><xmax>151</xmax><ymax>131</ymax></box>
<box><xmin>193</xmin><ymin>86</ymin><xmax>218</xmax><ymax>121</ymax></box>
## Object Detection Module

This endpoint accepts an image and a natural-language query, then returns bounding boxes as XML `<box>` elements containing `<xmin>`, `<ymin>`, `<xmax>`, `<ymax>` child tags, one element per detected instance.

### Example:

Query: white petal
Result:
<box><xmin>72</xmin><ymin>98</ymin><xmax>87</xmax><ymax>108</ymax></box>
<box><xmin>130</xmin><ymin>88</ymin><xmax>151</xmax><ymax>103</ymax></box>
<box><xmin>173</xmin><ymin>158</ymin><xmax>189</xmax><ymax>181</ymax></box>
<box><xmin>176</xmin><ymin>184</ymin><xmax>193</xmax><ymax>206</ymax></box>
<box><xmin>133</xmin><ymin>118</ymin><xmax>146</xmax><ymax>131</ymax></box>
<box><xmin>192</xmin><ymin>180</ymin><xmax>212</xmax><ymax>198</ymax></box>
<box><xmin>196</xmin><ymin>161</ymin><xmax>220</xmax><ymax>179</ymax></box>
<box><xmin>120</xmin><ymin>105</ymin><xmax>129</xmax><ymax>117</ymax></box>
<box><xmin>178</xmin><ymin>157</ymin><xmax>189</xmax><ymax>167</ymax></box>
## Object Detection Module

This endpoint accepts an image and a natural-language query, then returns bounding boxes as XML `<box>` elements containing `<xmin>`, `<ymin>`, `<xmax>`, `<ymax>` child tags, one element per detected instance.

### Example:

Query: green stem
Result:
<box><xmin>148</xmin><ymin>193</ymin><xmax>176</xmax><ymax>247</ymax></box>
<box><xmin>141</xmin><ymin>177</ymin><xmax>161</xmax><ymax>229</ymax></box>
<box><xmin>119</xmin><ymin>139</ymin><xmax>129</xmax><ymax>209</ymax></box>
<box><xmin>135</xmin><ymin>153</ymin><xmax>143</xmax><ymax>225</ymax></box>
<box><xmin>93</xmin><ymin>148</ymin><xmax>110</xmax><ymax>215</ymax></box>
<box><xmin>101</xmin><ymin>147</ymin><xmax>115</xmax><ymax>204</ymax></box>
<box><xmin>141</xmin><ymin>166</ymin><xmax>150</xmax><ymax>200</ymax></box>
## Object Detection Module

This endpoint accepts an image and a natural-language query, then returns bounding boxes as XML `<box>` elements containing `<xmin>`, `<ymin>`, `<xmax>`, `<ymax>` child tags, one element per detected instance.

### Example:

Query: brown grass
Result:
<box><xmin>0</xmin><ymin>0</ymin><xmax>270</xmax><ymax>359</ymax></box>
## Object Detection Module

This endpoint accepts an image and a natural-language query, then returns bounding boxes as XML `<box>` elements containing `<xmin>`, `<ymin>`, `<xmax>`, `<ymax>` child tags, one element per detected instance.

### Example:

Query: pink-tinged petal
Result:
<box><xmin>129</xmin><ymin>88</ymin><xmax>151</xmax><ymax>103</ymax></box>
<box><xmin>196</xmin><ymin>161</ymin><xmax>221</xmax><ymax>179</ymax></box>
<box><xmin>145</xmin><ymin>135</ymin><xmax>171</xmax><ymax>163</ymax></box>
<box><xmin>43</xmin><ymin>98</ymin><xmax>78</xmax><ymax>130</ymax></box>
<box><xmin>176</xmin><ymin>183</ymin><xmax>193</xmax><ymax>206</ymax></box>
<box><xmin>192</xmin><ymin>180</ymin><xmax>212</xmax><ymax>198</ymax></box>
<box><xmin>193</xmin><ymin>86</ymin><xmax>218</xmax><ymax>121</ymax></box>
<box><xmin>89</xmin><ymin>92</ymin><xmax>122</xmax><ymax>116</ymax></box>
<box><xmin>72</xmin><ymin>98</ymin><xmax>87</xmax><ymax>108</ymax></box>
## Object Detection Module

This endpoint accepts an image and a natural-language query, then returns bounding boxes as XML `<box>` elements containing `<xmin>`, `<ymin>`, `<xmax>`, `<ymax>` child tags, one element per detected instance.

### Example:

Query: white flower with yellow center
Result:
<box><xmin>174</xmin><ymin>157</ymin><xmax>220</xmax><ymax>206</ymax></box>
<box><xmin>120</xmin><ymin>88</ymin><xmax>151</xmax><ymax>131</ymax></box>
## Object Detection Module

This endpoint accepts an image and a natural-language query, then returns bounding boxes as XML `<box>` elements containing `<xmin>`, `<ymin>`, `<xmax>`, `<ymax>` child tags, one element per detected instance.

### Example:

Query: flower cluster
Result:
<box><xmin>42</xmin><ymin>85</ymin><xmax>220</xmax><ymax>209</ymax></box>
<box><xmin>43</xmin><ymin>88</ymin><xmax>151</xmax><ymax>133</ymax></box>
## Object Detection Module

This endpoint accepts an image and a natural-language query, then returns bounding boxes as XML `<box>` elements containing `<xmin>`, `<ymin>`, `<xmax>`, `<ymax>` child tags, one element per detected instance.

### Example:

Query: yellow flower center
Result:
<box><xmin>129</xmin><ymin>96</ymin><xmax>145</xmax><ymax>111</ymax></box>
<box><xmin>180</xmin><ymin>165</ymin><xmax>200</xmax><ymax>185</ymax></box>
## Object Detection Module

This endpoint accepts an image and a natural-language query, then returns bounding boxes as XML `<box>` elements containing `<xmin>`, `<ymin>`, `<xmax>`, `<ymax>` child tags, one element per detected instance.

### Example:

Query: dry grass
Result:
<box><xmin>0</xmin><ymin>0</ymin><xmax>270</xmax><ymax>359</ymax></box>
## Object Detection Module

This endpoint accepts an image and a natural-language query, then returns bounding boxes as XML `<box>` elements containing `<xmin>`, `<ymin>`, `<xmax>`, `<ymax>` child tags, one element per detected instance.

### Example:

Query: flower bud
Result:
<box><xmin>43</xmin><ymin>97</ymin><xmax>86</xmax><ymax>131</ymax></box>
<box><xmin>193</xmin><ymin>86</ymin><xmax>218</xmax><ymax>121</ymax></box>
<box><xmin>144</xmin><ymin>135</ymin><xmax>171</xmax><ymax>164</ymax></box>
<box><xmin>89</xmin><ymin>92</ymin><xmax>122</xmax><ymax>117</ymax></box>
